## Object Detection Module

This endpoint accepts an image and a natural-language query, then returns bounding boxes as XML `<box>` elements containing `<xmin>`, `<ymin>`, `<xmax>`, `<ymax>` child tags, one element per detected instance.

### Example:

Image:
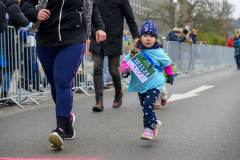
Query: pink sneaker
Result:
<box><xmin>153</xmin><ymin>120</ymin><xmax>162</xmax><ymax>139</ymax></box>
<box><xmin>154</xmin><ymin>104</ymin><xmax>160</xmax><ymax>109</ymax></box>
<box><xmin>140</xmin><ymin>128</ymin><xmax>153</xmax><ymax>140</ymax></box>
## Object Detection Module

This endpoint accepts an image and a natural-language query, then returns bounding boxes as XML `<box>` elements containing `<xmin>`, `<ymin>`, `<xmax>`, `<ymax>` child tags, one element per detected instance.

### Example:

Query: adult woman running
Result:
<box><xmin>20</xmin><ymin>0</ymin><xmax>106</xmax><ymax>149</ymax></box>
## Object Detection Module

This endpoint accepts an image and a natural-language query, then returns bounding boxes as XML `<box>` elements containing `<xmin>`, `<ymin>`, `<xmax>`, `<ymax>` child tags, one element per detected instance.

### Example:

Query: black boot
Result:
<box><xmin>0</xmin><ymin>91</ymin><xmax>17</xmax><ymax>106</ymax></box>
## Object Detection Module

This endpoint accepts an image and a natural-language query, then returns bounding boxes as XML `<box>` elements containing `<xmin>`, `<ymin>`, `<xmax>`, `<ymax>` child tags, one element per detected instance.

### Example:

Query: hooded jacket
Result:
<box><xmin>20</xmin><ymin>0</ymin><xmax>105</xmax><ymax>42</ymax></box>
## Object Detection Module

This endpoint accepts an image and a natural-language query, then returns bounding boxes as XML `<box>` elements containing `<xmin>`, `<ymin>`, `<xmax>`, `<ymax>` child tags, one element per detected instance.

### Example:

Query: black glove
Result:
<box><xmin>122</xmin><ymin>69</ymin><xmax>130</xmax><ymax>78</ymax></box>
<box><xmin>166</xmin><ymin>75</ymin><xmax>174</xmax><ymax>85</ymax></box>
<box><xmin>183</xmin><ymin>29</ymin><xmax>188</xmax><ymax>34</ymax></box>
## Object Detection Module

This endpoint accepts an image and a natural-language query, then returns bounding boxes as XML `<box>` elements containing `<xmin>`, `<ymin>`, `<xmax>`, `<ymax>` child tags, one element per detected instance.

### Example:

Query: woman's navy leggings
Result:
<box><xmin>37</xmin><ymin>43</ymin><xmax>86</xmax><ymax>118</ymax></box>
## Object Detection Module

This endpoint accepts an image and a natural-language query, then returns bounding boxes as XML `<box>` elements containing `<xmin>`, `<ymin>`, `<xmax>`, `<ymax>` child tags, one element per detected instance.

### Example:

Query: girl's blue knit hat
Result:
<box><xmin>140</xmin><ymin>20</ymin><xmax>158</xmax><ymax>39</ymax></box>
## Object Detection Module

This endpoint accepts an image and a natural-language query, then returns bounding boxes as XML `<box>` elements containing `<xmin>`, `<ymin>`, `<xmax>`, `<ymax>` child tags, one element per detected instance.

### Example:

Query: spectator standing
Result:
<box><xmin>0</xmin><ymin>0</ymin><xmax>29</xmax><ymax>106</ymax></box>
<box><xmin>233</xmin><ymin>34</ymin><xmax>240</xmax><ymax>69</ymax></box>
<box><xmin>168</xmin><ymin>28</ymin><xmax>186</xmax><ymax>42</ymax></box>
<box><xmin>0</xmin><ymin>1</ymin><xmax>8</xmax><ymax>33</ymax></box>
<box><xmin>179</xmin><ymin>28</ymin><xmax>193</xmax><ymax>44</ymax></box>
<box><xmin>89</xmin><ymin>0</ymin><xmax>139</xmax><ymax>112</ymax></box>
<box><xmin>21</xmin><ymin>0</ymin><xmax>106</xmax><ymax>150</ymax></box>
<box><xmin>188</xmin><ymin>29</ymin><xmax>198</xmax><ymax>70</ymax></box>
<box><xmin>188</xmin><ymin>29</ymin><xmax>197</xmax><ymax>44</ymax></box>
<box><xmin>227</xmin><ymin>37</ymin><xmax>233</xmax><ymax>48</ymax></box>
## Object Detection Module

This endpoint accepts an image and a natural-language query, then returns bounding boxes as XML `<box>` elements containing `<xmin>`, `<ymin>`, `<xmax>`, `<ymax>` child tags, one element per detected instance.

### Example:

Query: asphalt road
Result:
<box><xmin>0</xmin><ymin>66</ymin><xmax>240</xmax><ymax>160</ymax></box>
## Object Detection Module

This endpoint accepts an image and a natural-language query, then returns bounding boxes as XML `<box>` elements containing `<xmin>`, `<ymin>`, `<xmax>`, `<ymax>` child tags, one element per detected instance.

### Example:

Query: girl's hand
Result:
<box><xmin>122</xmin><ymin>69</ymin><xmax>130</xmax><ymax>78</ymax></box>
<box><xmin>38</xmin><ymin>9</ymin><xmax>51</xmax><ymax>21</ymax></box>
<box><xmin>96</xmin><ymin>30</ymin><xmax>106</xmax><ymax>43</ymax></box>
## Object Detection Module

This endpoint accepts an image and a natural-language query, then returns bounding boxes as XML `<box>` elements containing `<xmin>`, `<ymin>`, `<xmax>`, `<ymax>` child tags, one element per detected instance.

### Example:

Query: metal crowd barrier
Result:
<box><xmin>0</xmin><ymin>27</ymin><xmax>235</xmax><ymax>108</ymax></box>
<box><xmin>166</xmin><ymin>41</ymin><xmax>235</xmax><ymax>76</ymax></box>
<box><xmin>0</xmin><ymin>26</ymin><xmax>23</xmax><ymax>108</ymax></box>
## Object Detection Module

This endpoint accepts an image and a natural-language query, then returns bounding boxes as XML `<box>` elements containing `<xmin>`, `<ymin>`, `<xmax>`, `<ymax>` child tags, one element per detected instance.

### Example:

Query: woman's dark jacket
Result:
<box><xmin>189</xmin><ymin>34</ymin><xmax>197</xmax><ymax>44</ymax></box>
<box><xmin>20</xmin><ymin>0</ymin><xmax>105</xmax><ymax>43</ymax></box>
<box><xmin>89</xmin><ymin>0</ymin><xmax>139</xmax><ymax>56</ymax></box>
<box><xmin>233</xmin><ymin>40</ymin><xmax>240</xmax><ymax>57</ymax></box>
<box><xmin>4</xmin><ymin>0</ymin><xmax>29</xmax><ymax>70</ymax></box>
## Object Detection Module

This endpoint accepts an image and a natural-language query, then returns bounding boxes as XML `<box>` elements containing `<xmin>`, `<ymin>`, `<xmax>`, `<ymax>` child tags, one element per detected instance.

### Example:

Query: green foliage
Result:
<box><xmin>196</xmin><ymin>31</ymin><xmax>227</xmax><ymax>46</ymax></box>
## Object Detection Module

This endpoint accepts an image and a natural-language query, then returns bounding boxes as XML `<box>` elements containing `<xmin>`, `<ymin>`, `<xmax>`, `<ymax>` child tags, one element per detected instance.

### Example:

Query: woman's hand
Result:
<box><xmin>38</xmin><ymin>9</ymin><xmax>51</xmax><ymax>21</ymax></box>
<box><xmin>96</xmin><ymin>30</ymin><xmax>106</xmax><ymax>43</ymax></box>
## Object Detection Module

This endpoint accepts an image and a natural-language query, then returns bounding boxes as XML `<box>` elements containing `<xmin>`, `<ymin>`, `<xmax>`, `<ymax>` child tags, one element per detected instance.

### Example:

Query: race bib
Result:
<box><xmin>127</xmin><ymin>52</ymin><xmax>156</xmax><ymax>83</ymax></box>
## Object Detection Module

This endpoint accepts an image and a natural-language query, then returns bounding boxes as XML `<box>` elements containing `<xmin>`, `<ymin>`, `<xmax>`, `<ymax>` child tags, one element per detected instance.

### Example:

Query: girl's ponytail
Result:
<box><xmin>130</xmin><ymin>38</ymin><xmax>142</xmax><ymax>58</ymax></box>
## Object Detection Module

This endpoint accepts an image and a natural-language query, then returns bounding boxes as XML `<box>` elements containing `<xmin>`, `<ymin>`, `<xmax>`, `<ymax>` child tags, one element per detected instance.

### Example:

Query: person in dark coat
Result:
<box><xmin>89</xmin><ymin>0</ymin><xmax>139</xmax><ymax>112</ymax></box>
<box><xmin>0</xmin><ymin>0</ymin><xmax>29</xmax><ymax>106</ymax></box>
<box><xmin>188</xmin><ymin>29</ymin><xmax>198</xmax><ymax>70</ymax></box>
<box><xmin>168</xmin><ymin>28</ymin><xmax>185</xmax><ymax>42</ymax></box>
<box><xmin>188</xmin><ymin>29</ymin><xmax>197</xmax><ymax>44</ymax></box>
<box><xmin>0</xmin><ymin>0</ymin><xmax>8</xmax><ymax>33</ymax></box>
<box><xmin>233</xmin><ymin>34</ymin><xmax>240</xmax><ymax>69</ymax></box>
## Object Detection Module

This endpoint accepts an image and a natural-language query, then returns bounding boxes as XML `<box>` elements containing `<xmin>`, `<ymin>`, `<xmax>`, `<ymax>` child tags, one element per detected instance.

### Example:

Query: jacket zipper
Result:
<box><xmin>58</xmin><ymin>0</ymin><xmax>65</xmax><ymax>41</ymax></box>
<box><xmin>78</xmin><ymin>12</ymin><xmax>82</xmax><ymax>23</ymax></box>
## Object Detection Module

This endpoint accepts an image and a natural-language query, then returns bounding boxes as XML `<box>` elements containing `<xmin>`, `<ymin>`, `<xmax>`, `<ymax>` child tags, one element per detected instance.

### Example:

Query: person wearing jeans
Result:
<box><xmin>90</xmin><ymin>0</ymin><xmax>139</xmax><ymax>112</ymax></box>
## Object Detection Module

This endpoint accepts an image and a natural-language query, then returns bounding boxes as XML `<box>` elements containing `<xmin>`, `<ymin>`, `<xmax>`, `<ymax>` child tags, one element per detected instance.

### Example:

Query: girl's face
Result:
<box><xmin>141</xmin><ymin>34</ymin><xmax>156</xmax><ymax>48</ymax></box>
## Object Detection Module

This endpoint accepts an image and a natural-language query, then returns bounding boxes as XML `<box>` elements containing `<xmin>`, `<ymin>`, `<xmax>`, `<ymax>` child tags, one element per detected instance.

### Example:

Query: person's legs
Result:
<box><xmin>108</xmin><ymin>56</ymin><xmax>123</xmax><ymax>108</ymax></box>
<box><xmin>92</xmin><ymin>51</ymin><xmax>105</xmax><ymax>112</ymax></box>
<box><xmin>237</xmin><ymin>54</ymin><xmax>240</xmax><ymax>68</ymax></box>
<box><xmin>138</xmin><ymin>89</ymin><xmax>160</xmax><ymax>140</ymax></box>
<box><xmin>2</xmin><ymin>70</ymin><xmax>13</xmax><ymax>92</ymax></box>
<box><xmin>160</xmin><ymin>84</ymin><xmax>167</xmax><ymax>106</ymax></box>
<box><xmin>37</xmin><ymin>46</ymin><xmax>59</xmax><ymax>103</ymax></box>
<box><xmin>139</xmin><ymin>89</ymin><xmax>159</xmax><ymax>130</ymax></box>
<box><xmin>53</xmin><ymin>43</ymin><xmax>85</xmax><ymax>118</ymax></box>
<box><xmin>38</xmin><ymin>44</ymin><xmax>85</xmax><ymax>149</ymax></box>
<box><xmin>154</xmin><ymin>84</ymin><xmax>167</xmax><ymax>108</ymax></box>
<box><xmin>235</xmin><ymin>56</ymin><xmax>238</xmax><ymax>67</ymax></box>
<box><xmin>108</xmin><ymin>55</ymin><xmax>122</xmax><ymax>93</ymax></box>
<box><xmin>92</xmin><ymin>51</ymin><xmax>104</xmax><ymax>99</ymax></box>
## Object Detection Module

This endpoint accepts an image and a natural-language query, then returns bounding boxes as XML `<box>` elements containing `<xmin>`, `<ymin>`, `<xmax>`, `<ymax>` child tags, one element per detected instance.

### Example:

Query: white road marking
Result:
<box><xmin>168</xmin><ymin>85</ymin><xmax>214</xmax><ymax>102</ymax></box>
